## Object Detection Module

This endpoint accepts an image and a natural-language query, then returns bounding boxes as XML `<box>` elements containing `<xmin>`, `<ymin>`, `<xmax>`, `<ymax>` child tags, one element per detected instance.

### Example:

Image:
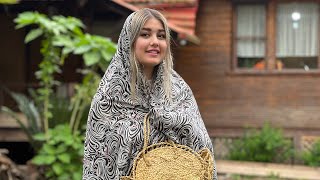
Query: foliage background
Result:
<box><xmin>1</xmin><ymin>11</ymin><xmax>116</xmax><ymax>179</ymax></box>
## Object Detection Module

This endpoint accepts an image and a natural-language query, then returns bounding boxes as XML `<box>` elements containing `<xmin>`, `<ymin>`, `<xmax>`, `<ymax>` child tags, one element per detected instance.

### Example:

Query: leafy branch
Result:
<box><xmin>13</xmin><ymin>11</ymin><xmax>116</xmax><ymax>136</ymax></box>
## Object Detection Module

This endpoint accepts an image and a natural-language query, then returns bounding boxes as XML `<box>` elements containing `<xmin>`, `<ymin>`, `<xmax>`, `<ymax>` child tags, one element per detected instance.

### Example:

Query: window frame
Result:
<box><xmin>231</xmin><ymin>0</ymin><xmax>320</xmax><ymax>75</ymax></box>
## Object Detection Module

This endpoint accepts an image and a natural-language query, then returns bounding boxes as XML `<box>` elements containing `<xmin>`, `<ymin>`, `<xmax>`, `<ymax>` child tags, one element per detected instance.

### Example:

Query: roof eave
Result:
<box><xmin>111</xmin><ymin>0</ymin><xmax>200</xmax><ymax>45</ymax></box>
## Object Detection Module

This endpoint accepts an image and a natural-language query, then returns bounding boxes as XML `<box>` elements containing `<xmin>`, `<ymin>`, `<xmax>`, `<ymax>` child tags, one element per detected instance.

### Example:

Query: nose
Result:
<box><xmin>150</xmin><ymin>35</ymin><xmax>159</xmax><ymax>46</ymax></box>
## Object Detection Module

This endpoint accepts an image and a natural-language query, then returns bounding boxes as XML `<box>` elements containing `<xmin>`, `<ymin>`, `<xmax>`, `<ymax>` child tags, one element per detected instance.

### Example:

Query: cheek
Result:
<box><xmin>161</xmin><ymin>43</ymin><xmax>168</xmax><ymax>55</ymax></box>
<box><xmin>135</xmin><ymin>38</ymin><xmax>148</xmax><ymax>48</ymax></box>
<box><xmin>134</xmin><ymin>41</ymin><xmax>144</xmax><ymax>57</ymax></box>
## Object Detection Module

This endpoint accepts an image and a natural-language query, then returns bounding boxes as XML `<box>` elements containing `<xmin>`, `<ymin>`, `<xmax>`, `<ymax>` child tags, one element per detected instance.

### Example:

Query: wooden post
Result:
<box><xmin>232</xmin><ymin>3</ymin><xmax>238</xmax><ymax>71</ymax></box>
<box><xmin>318</xmin><ymin>4</ymin><xmax>320</xmax><ymax>69</ymax></box>
<box><xmin>266</xmin><ymin>0</ymin><xmax>276</xmax><ymax>70</ymax></box>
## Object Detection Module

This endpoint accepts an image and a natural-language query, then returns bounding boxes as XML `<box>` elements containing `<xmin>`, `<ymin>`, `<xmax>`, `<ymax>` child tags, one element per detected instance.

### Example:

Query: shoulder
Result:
<box><xmin>170</xmin><ymin>70</ymin><xmax>194</xmax><ymax>94</ymax></box>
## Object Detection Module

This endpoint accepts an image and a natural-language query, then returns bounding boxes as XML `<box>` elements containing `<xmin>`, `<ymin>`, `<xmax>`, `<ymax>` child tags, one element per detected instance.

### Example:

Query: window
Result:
<box><xmin>277</xmin><ymin>3</ymin><xmax>318</xmax><ymax>70</ymax></box>
<box><xmin>233</xmin><ymin>1</ymin><xmax>320</xmax><ymax>73</ymax></box>
<box><xmin>236</xmin><ymin>5</ymin><xmax>266</xmax><ymax>69</ymax></box>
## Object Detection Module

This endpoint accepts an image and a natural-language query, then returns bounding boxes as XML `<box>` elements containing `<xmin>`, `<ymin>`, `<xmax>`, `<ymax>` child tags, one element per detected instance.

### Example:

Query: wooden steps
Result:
<box><xmin>0</xmin><ymin>112</ymin><xmax>28</xmax><ymax>142</ymax></box>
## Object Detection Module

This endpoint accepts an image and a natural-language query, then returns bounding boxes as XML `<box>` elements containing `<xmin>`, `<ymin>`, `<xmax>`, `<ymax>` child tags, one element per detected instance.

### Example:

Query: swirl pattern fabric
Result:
<box><xmin>82</xmin><ymin>12</ymin><xmax>218</xmax><ymax>180</ymax></box>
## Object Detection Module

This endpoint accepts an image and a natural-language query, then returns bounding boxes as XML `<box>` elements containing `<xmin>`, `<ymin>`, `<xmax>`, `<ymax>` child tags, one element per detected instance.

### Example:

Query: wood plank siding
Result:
<box><xmin>174</xmin><ymin>0</ymin><xmax>320</xmax><ymax>137</ymax></box>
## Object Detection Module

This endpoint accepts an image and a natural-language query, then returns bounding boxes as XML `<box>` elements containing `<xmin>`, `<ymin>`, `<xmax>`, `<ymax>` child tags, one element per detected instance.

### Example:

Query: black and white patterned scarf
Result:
<box><xmin>82</xmin><ymin>12</ymin><xmax>218</xmax><ymax>180</ymax></box>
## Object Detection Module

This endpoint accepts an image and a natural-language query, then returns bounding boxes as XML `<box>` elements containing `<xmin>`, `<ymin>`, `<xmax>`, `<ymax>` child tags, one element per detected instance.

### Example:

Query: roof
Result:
<box><xmin>112</xmin><ymin>0</ymin><xmax>200</xmax><ymax>44</ymax></box>
<box><xmin>124</xmin><ymin>0</ymin><xmax>196</xmax><ymax>2</ymax></box>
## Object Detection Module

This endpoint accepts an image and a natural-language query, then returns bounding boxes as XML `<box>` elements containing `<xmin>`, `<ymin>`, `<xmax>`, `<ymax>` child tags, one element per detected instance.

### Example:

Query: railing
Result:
<box><xmin>0</xmin><ymin>82</ymin><xmax>77</xmax><ymax>142</ymax></box>
<box><xmin>0</xmin><ymin>82</ymin><xmax>77</xmax><ymax>108</ymax></box>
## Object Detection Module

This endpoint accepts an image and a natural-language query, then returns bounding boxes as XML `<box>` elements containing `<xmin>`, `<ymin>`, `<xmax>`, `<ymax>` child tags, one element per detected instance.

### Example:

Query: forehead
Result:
<box><xmin>142</xmin><ymin>17</ymin><xmax>164</xmax><ymax>30</ymax></box>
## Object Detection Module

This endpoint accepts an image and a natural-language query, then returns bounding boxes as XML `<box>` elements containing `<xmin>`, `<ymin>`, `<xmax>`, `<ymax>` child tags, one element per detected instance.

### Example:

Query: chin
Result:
<box><xmin>146</xmin><ymin>60</ymin><xmax>162</xmax><ymax>66</ymax></box>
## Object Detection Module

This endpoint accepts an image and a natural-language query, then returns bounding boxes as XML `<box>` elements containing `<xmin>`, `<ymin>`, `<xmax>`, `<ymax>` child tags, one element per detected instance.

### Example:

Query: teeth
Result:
<box><xmin>148</xmin><ymin>50</ymin><xmax>158</xmax><ymax>54</ymax></box>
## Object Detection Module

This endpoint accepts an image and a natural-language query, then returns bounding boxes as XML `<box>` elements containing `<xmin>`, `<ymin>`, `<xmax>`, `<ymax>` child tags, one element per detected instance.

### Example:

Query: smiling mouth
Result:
<box><xmin>146</xmin><ymin>50</ymin><xmax>160</xmax><ymax>55</ymax></box>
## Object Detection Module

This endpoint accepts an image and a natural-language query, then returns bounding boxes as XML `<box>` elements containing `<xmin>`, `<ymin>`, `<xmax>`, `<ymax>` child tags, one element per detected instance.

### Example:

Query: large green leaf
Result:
<box><xmin>53</xmin><ymin>35</ymin><xmax>73</xmax><ymax>47</ymax></box>
<box><xmin>57</xmin><ymin>153</ymin><xmax>71</xmax><ymax>163</ymax></box>
<box><xmin>101</xmin><ymin>50</ymin><xmax>113</xmax><ymax>61</ymax></box>
<box><xmin>33</xmin><ymin>133</ymin><xmax>46</xmax><ymax>141</ymax></box>
<box><xmin>72</xmin><ymin>172</ymin><xmax>82</xmax><ymax>180</ymax></box>
<box><xmin>3</xmin><ymin>91</ymin><xmax>42</xmax><ymax>135</ymax></box>
<box><xmin>43</xmin><ymin>144</ymin><xmax>56</xmax><ymax>155</ymax></box>
<box><xmin>53</xmin><ymin>16</ymin><xmax>84</xmax><ymax>32</ymax></box>
<box><xmin>14</xmin><ymin>11</ymin><xmax>37</xmax><ymax>29</ymax></box>
<box><xmin>25</xmin><ymin>29</ymin><xmax>43</xmax><ymax>43</ymax></box>
<box><xmin>32</xmin><ymin>154</ymin><xmax>56</xmax><ymax>165</ymax></box>
<box><xmin>38</xmin><ymin>16</ymin><xmax>54</xmax><ymax>30</ymax></box>
<box><xmin>62</xmin><ymin>47</ymin><xmax>73</xmax><ymax>55</ymax></box>
<box><xmin>52</xmin><ymin>163</ymin><xmax>63</xmax><ymax>175</ymax></box>
<box><xmin>83</xmin><ymin>51</ymin><xmax>100</xmax><ymax>66</ymax></box>
<box><xmin>12</xmin><ymin>92</ymin><xmax>41</xmax><ymax>130</ymax></box>
<box><xmin>74</xmin><ymin>45</ymin><xmax>91</xmax><ymax>54</ymax></box>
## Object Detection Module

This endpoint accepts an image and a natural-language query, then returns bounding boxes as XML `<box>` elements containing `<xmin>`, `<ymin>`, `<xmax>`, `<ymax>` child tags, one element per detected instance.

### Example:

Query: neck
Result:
<box><xmin>143</xmin><ymin>67</ymin><xmax>154</xmax><ymax>80</ymax></box>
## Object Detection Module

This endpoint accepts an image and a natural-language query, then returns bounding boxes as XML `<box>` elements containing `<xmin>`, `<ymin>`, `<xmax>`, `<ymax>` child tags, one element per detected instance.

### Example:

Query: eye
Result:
<box><xmin>140</xmin><ymin>33</ymin><xmax>150</xmax><ymax>38</ymax></box>
<box><xmin>158</xmin><ymin>34</ymin><xmax>166</xmax><ymax>39</ymax></box>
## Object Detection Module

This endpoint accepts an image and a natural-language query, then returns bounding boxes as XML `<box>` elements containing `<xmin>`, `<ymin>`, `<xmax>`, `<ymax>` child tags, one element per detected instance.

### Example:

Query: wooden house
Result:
<box><xmin>1</xmin><ymin>0</ymin><xmax>320</xmax><ymax>161</ymax></box>
<box><xmin>112</xmin><ymin>0</ymin><xmax>320</xmax><ymax>157</ymax></box>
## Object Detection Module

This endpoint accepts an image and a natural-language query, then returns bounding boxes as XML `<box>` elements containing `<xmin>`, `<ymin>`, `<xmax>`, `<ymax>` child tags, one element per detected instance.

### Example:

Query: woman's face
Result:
<box><xmin>134</xmin><ymin>17</ymin><xmax>167</xmax><ymax>76</ymax></box>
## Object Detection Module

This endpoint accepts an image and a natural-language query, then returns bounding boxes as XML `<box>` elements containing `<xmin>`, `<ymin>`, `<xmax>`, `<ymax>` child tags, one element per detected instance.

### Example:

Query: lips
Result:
<box><xmin>146</xmin><ymin>49</ymin><xmax>160</xmax><ymax>55</ymax></box>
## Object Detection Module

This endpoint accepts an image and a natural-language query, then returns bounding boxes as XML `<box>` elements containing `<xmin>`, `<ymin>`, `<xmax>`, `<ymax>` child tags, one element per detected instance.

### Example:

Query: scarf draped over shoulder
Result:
<box><xmin>82</xmin><ymin>12</ymin><xmax>218</xmax><ymax>180</ymax></box>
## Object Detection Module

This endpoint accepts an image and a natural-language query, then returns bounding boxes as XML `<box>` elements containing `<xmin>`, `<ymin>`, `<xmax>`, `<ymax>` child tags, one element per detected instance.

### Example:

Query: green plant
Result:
<box><xmin>0</xmin><ymin>11</ymin><xmax>117</xmax><ymax>178</ymax></box>
<box><xmin>69</xmin><ymin>72</ymin><xmax>100</xmax><ymax>134</ymax></box>
<box><xmin>32</xmin><ymin>124</ymin><xmax>84</xmax><ymax>180</ymax></box>
<box><xmin>1</xmin><ymin>90</ymin><xmax>42</xmax><ymax>150</ymax></box>
<box><xmin>230</xmin><ymin>174</ymin><xmax>254</xmax><ymax>180</ymax></box>
<box><xmin>49</xmin><ymin>96</ymin><xmax>72</xmax><ymax>127</ymax></box>
<box><xmin>302</xmin><ymin>139</ymin><xmax>320</xmax><ymax>166</ymax></box>
<box><xmin>227</xmin><ymin>123</ymin><xmax>293</xmax><ymax>163</ymax></box>
<box><xmin>0</xmin><ymin>0</ymin><xmax>18</xmax><ymax>4</ymax></box>
<box><xmin>14</xmin><ymin>12</ymin><xmax>82</xmax><ymax>135</ymax></box>
<box><xmin>266</xmin><ymin>173</ymin><xmax>280</xmax><ymax>180</ymax></box>
<box><xmin>13</xmin><ymin>11</ymin><xmax>116</xmax><ymax>136</ymax></box>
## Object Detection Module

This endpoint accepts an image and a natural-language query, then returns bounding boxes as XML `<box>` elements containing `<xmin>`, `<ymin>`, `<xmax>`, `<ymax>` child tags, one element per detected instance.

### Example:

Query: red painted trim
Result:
<box><xmin>111</xmin><ymin>0</ymin><xmax>200</xmax><ymax>44</ymax></box>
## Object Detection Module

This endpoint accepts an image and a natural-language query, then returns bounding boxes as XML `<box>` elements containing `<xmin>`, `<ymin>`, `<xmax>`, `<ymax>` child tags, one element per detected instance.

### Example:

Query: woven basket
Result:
<box><xmin>121</xmin><ymin>113</ymin><xmax>213</xmax><ymax>180</ymax></box>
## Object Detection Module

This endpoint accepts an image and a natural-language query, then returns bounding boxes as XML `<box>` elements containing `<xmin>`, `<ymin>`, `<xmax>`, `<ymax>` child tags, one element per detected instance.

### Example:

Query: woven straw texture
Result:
<box><xmin>121</xmin><ymin>114</ymin><xmax>213</xmax><ymax>180</ymax></box>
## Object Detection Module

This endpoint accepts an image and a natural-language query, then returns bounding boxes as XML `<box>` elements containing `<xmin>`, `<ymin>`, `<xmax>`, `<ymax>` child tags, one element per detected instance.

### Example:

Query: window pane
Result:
<box><xmin>279</xmin><ymin>57</ymin><xmax>317</xmax><ymax>70</ymax></box>
<box><xmin>237</xmin><ymin>5</ymin><xmax>266</xmax><ymax>69</ymax></box>
<box><xmin>238</xmin><ymin>57</ymin><xmax>264</xmax><ymax>69</ymax></box>
<box><xmin>276</xmin><ymin>3</ymin><xmax>318</xmax><ymax>70</ymax></box>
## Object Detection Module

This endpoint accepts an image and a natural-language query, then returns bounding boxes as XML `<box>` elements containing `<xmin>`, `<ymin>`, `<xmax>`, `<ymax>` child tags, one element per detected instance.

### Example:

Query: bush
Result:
<box><xmin>227</xmin><ymin>123</ymin><xmax>293</xmax><ymax>163</ymax></box>
<box><xmin>32</xmin><ymin>124</ymin><xmax>84</xmax><ymax>180</ymax></box>
<box><xmin>302</xmin><ymin>139</ymin><xmax>320</xmax><ymax>167</ymax></box>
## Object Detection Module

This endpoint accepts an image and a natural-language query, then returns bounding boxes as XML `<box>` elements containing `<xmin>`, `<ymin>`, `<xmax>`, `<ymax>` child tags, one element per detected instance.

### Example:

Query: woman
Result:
<box><xmin>83</xmin><ymin>8</ymin><xmax>218</xmax><ymax>180</ymax></box>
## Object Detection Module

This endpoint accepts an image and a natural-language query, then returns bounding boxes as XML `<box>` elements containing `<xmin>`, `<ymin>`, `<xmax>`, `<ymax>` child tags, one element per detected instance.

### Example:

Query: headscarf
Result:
<box><xmin>82</xmin><ymin>10</ymin><xmax>218</xmax><ymax>180</ymax></box>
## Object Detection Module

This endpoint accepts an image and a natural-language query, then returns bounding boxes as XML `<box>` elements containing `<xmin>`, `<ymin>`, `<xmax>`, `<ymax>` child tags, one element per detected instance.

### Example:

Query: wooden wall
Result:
<box><xmin>0</xmin><ymin>14</ymin><xmax>26</xmax><ymax>108</ymax></box>
<box><xmin>174</xmin><ymin>0</ymin><xmax>320</xmax><ymax>137</ymax></box>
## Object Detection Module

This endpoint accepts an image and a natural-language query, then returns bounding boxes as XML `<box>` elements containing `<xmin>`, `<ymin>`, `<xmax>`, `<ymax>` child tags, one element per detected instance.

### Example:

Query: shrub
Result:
<box><xmin>227</xmin><ymin>123</ymin><xmax>293</xmax><ymax>163</ymax></box>
<box><xmin>302</xmin><ymin>139</ymin><xmax>320</xmax><ymax>167</ymax></box>
<box><xmin>32</xmin><ymin>124</ymin><xmax>84</xmax><ymax>180</ymax></box>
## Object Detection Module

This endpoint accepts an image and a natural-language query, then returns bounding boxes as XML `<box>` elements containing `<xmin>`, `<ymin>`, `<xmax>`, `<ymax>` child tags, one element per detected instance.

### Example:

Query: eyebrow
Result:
<box><xmin>141</xmin><ymin>28</ymin><xmax>165</xmax><ymax>32</ymax></box>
